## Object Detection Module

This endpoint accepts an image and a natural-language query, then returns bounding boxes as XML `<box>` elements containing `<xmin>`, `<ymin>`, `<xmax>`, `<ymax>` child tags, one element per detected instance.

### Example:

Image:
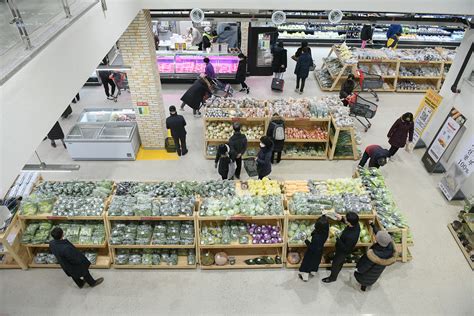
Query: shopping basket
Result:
<box><xmin>244</xmin><ymin>158</ymin><xmax>258</xmax><ymax>177</ymax></box>
<box><xmin>347</xmin><ymin>93</ymin><xmax>378</xmax><ymax>132</ymax></box>
<box><xmin>356</xmin><ymin>69</ymin><xmax>384</xmax><ymax>101</ymax></box>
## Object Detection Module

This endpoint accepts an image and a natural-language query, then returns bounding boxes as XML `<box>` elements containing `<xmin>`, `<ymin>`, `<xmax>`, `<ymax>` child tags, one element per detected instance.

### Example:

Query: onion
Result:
<box><xmin>259</xmin><ymin>239</ymin><xmax>265</xmax><ymax>244</ymax></box>
<box><xmin>263</xmin><ymin>233</ymin><xmax>271</xmax><ymax>240</ymax></box>
<box><xmin>270</xmin><ymin>231</ymin><xmax>278</xmax><ymax>238</ymax></box>
<box><xmin>249</xmin><ymin>228</ymin><xmax>255</xmax><ymax>234</ymax></box>
<box><xmin>256</xmin><ymin>227</ymin><xmax>262</xmax><ymax>233</ymax></box>
<box><xmin>277</xmin><ymin>237</ymin><xmax>283</xmax><ymax>243</ymax></box>
<box><xmin>265</xmin><ymin>239</ymin><xmax>272</xmax><ymax>244</ymax></box>
<box><xmin>252</xmin><ymin>239</ymin><xmax>258</xmax><ymax>244</ymax></box>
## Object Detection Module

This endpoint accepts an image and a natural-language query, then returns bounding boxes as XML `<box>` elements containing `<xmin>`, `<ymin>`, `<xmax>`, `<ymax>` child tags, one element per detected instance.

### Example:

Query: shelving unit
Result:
<box><xmin>328</xmin><ymin>117</ymin><xmax>359</xmax><ymax>160</ymax></box>
<box><xmin>0</xmin><ymin>215</ymin><xmax>29</xmax><ymax>269</ymax></box>
<box><xmin>107</xmin><ymin>212</ymin><xmax>198</xmax><ymax>269</ymax></box>
<box><xmin>281</xmin><ymin>118</ymin><xmax>330</xmax><ymax>160</ymax></box>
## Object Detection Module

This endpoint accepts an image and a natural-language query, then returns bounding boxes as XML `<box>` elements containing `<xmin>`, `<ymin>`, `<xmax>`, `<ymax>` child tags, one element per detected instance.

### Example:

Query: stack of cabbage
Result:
<box><xmin>309</xmin><ymin>178</ymin><xmax>366</xmax><ymax>196</ymax></box>
<box><xmin>200</xmin><ymin>195</ymin><xmax>283</xmax><ymax>217</ymax></box>
<box><xmin>206</xmin><ymin>122</ymin><xmax>264</xmax><ymax>141</ymax></box>
<box><xmin>200</xmin><ymin>221</ymin><xmax>248</xmax><ymax>245</ymax></box>
<box><xmin>108</xmin><ymin>195</ymin><xmax>195</xmax><ymax>217</ymax></box>
<box><xmin>53</xmin><ymin>196</ymin><xmax>105</xmax><ymax>216</ymax></box>
<box><xmin>288</xmin><ymin>220</ymin><xmax>372</xmax><ymax>244</ymax></box>
<box><xmin>110</xmin><ymin>221</ymin><xmax>194</xmax><ymax>245</ymax></box>
<box><xmin>282</xmin><ymin>144</ymin><xmax>326</xmax><ymax>158</ymax></box>
<box><xmin>114</xmin><ymin>249</ymin><xmax>195</xmax><ymax>266</ymax></box>
<box><xmin>33</xmin><ymin>250</ymin><xmax>97</xmax><ymax>265</ymax></box>
<box><xmin>243</xmin><ymin>178</ymin><xmax>281</xmax><ymax>196</ymax></box>
<box><xmin>21</xmin><ymin>222</ymin><xmax>105</xmax><ymax>245</ymax></box>
<box><xmin>34</xmin><ymin>180</ymin><xmax>113</xmax><ymax>198</ymax></box>
<box><xmin>289</xmin><ymin>193</ymin><xmax>332</xmax><ymax>215</ymax></box>
<box><xmin>359</xmin><ymin>168</ymin><xmax>412</xmax><ymax>243</ymax></box>
<box><xmin>19</xmin><ymin>195</ymin><xmax>55</xmax><ymax>215</ymax></box>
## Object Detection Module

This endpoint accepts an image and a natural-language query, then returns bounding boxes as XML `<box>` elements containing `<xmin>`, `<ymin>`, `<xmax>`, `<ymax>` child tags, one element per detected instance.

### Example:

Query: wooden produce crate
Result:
<box><xmin>200</xmin><ymin>247</ymin><xmax>283</xmax><ymax>270</ymax></box>
<box><xmin>447</xmin><ymin>223</ymin><xmax>473</xmax><ymax>270</ymax></box>
<box><xmin>28</xmin><ymin>247</ymin><xmax>111</xmax><ymax>269</ymax></box>
<box><xmin>0</xmin><ymin>215</ymin><xmax>29</xmax><ymax>269</ymax></box>
<box><xmin>374</xmin><ymin>217</ymin><xmax>413</xmax><ymax>263</ymax></box>
<box><xmin>283</xmin><ymin>180</ymin><xmax>309</xmax><ymax>198</ymax></box>
<box><xmin>113</xmin><ymin>254</ymin><xmax>196</xmax><ymax>269</ymax></box>
<box><xmin>328</xmin><ymin>117</ymin><xmax>359</xmax><ymax>161</ymax></box>
<box><xmin>285</xmin><ymin>247</ymin><xmax>359</xmax><ymax>269</ymax></box>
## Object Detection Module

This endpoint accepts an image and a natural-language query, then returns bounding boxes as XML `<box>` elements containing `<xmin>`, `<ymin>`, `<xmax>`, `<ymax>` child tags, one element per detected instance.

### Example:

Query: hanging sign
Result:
<box><xmin>422</xmin><ymin>107</ymin><xmax>467</xmax><ymax>173</ymax></box>
<box><xmin>439</xmin><ymin>136</ymin><xmax>474</xmax><ymax>200</ymax></box>
<box><xmin>136</xmin><ymin>102</ymin><xmax>150</xmax><ymax>116</ymax></box>
<box><xmin>412</xmin><ymin>89</ymin><xmax>443</xmax><ymax>145</ymax></box>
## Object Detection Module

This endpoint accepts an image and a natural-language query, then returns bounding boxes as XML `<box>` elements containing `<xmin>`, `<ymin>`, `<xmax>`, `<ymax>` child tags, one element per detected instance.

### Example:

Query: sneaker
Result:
<box><xmin>180</xmin><ymin>107</ymin><xmax>185</xmax><ymax>111</ymax></box>
<box><xmin>322</xmin><ymin>277</ymin><xmax>336</xmax><ymax>283</ymax></box>
<box><xmin>310</xmin><ymin>271</ymin><xmax>317</xmax><ymax>276</ymax></box>
<box><xmin>239</xmin><ymin>88</ymin><xmax>246</xmax><ymax>92</ymax></box>
<box><xmin>246</xmin><ymin>88</ymin><xmax>250</xmax><ymax>94</ymax></box>
<box><xmin>295</xmin><ymin>88</ymin><xmax>299</xmax><ymax>92</ymax></box>
<box><xmin>299</xmin><ymin>90</ymin><xmax>303</xmax><ymax>94</ymax></box>
<box><xmin>298</xmin><ymin>273</ymin><xmax>309</xmax><ymax>282</ymax></box>
<box><xmin>107</xmin><ymin>97</ymin><xmax>114</xmax><ymax>100</ymax></box>
<box><xmin>51</xmin><ymin>142</ymin><xmax>57</xmax><ymax>148</ymax></box>
<box><xmin>182</xmin><ymin>150</ymin><xmax>188</xmax><ymax>156</ymax></box>
<box><xmin>91</xmin><ymin>277</ymin><xmax>104</xmax><ymax>287</ymax></box>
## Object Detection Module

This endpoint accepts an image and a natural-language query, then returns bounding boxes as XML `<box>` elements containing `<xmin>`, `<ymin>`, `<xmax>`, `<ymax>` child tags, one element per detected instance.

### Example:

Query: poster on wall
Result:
<box><xmin>412</xmin><ymin>89</ymin><xmax>443</xmax><ymax>146</ymax></box>
<box><xmin>422</xmin><ymin>108</ymin><xmax>467</xmax><ymax>173</ymax></box>
<box><xmin>439</xmin><ymin>136</ymin><xmax>474</xmax><ymax>200</ymax></box>
<box><xmin>136</xmin><ymin>102</ymin><xmax>150</xmax><ymax>116</ymax></box>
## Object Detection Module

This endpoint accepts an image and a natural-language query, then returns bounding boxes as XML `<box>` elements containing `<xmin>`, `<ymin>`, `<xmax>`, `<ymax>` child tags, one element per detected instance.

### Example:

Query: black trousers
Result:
<box><xmin>389</xmin><ymin>145</ymin><xmax>400</xmax><ymax>157</ymax></box>
<box><xmin>72</xmin><ymin>270</ymin><xmax>96</xmax><ymax>287</ymax></box>
<box><xmin>234</xmin><ymin>157</ymin><xmax>242</xmax><ymax>178</ymax></box>
<box><xmin>102</xmin><ymin>79</ymin><xmax>116</xmax><ymax>97</ymax></box>
<box><xmin>240</xmin><ymin>81</ymin><xmax>248</xmax><ymax>89</ymax></box>
<box><xmin>173</xmin><ymin>135</ymin><xmax>187</xmax><ymax>155</ymax></box>
<box><xmin>328</xmin><ymin>251</ymin><xmax>348</xmax><ymax>281</ymax></box>
<box><xmin>358</xmin><ymin>151</ymin><xmax>370</xmax><ymax>167</ymax></box>
<box><xmin>296</xmin><ymin>76</ymin><xmax>306</xmax><ymax>91</ymax></box>
<box><xmin>271</xmin><ymin>151</ymin><xmax>282</xmax><ymax>163</ymax></box>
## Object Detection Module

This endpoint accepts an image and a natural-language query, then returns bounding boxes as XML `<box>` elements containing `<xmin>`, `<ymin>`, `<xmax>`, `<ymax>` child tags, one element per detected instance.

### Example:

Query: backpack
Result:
<box><xmin>272</xmin><ymin>121</ymin><xmax>285</xmax><ymax>141</ymax></box>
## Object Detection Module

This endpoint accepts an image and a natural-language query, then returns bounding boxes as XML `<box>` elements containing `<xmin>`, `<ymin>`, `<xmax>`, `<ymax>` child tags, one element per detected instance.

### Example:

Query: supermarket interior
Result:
<box><xmin>0</xmin><ymin>1</ymin><xmax>473</xmax><ymax>315</ymax></box>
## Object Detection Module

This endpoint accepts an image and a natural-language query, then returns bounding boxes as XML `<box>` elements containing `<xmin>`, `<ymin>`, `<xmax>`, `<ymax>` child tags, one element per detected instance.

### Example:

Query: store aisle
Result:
<box><xmin>4</xmin><ymin>48</ymin><xmax>472</xmax><ymax>315</ymax></box>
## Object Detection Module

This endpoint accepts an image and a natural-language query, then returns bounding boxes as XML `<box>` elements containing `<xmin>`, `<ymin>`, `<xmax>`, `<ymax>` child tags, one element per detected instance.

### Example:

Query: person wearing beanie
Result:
<box><xmin>228</xmin><ymin>122</ymin><xmax>247</xmax><ymax>179</ymax></box>
<box><xmin>166</xmin><ymin>105</ymin><xmax>188</xmax><ymax>156</ymax></box>
<box><xmin>255</xmin><ymin>136</ymin><xmax>274</xmax><ymax>179</ymax></box>
<box><xmin>322</xmin><ymin>212</ymin><xmax>361</xmax><ymax>283</ymax></box>
<box><xmin>354</xmin><ymin>224</ymin><xmax>398</xmax><ymax>291</ymax></box>
<box><xmin>215</xmin><ymin>144</ymin><xmax>233</xmax><ymax>180</ymax></box>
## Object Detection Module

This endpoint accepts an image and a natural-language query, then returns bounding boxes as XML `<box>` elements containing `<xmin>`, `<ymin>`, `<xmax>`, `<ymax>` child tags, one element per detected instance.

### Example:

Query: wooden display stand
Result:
<box><xmin>0</xmin><ymin>215</ymin><xmax>29</xmax><ymax>269</ymax></box>
<box><xmin>374</xmin><ymin>218</ymin><xmax>413</xmax><ymax>263</ymax></box>
<box><xmin>328</xmin><ymin>117</ymin><xmax>359</xmax><ymax>160</ymax></box>
<box><xmin>281</xmin><ymin>118</ymin><xmax>330</xmax><ymax>160</ymax></box>
<box><xmin>204</xmin><ymin>117</ymin><xmax>267</xmax><ymax>160</ymax></box>
<box><xmin>106</xmin><ymin>205</ymin><xmax>198</xmax><ymax>269</ymax></box>
<box><xmin>315</xmin><ymin>45</ymin><xmax>453</xmax><ymax>93</ymax></box>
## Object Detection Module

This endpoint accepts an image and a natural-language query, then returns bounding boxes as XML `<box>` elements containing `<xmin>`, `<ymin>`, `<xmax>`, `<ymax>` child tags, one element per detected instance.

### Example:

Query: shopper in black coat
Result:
<box><xmin>298</xmin><ymin>215</ymin><xmax>329</xmax><ymax>281</ymax></box>
<box><xmin>387</xmin><ymin>112</ymin><xmax>414</xmax><ymax>157</ymax></box>
<box><xmin>339</xmin><ymin>74</ymin><xmax>356</xmax><ymax>106</ymax></box>
<box><xmin>49</xmin><ymin>227</ymin><xmax>103</xmax><ymax>288</ymax></box>
<box><xmin>166</xmin><ymin>106</ymin><xmax>188</xmax><ymax>156</ymax></box>
<box><xmin>294</xmin><ymin>47</ymin><xmax>313</xmax><ymax>94</ymax></box>
<box><xmin>228</xmin><ymin>123</ymin><xmax>247</xmax><ymax>179</ymax></box>
<box><xmin>323</xmin><ymin>212</ymin><xmax>361</xmax><ymax>283</ymax></box>
<box><xmin>294</xmin><ymin>40</ymin><xmax>312</xmax><ymax>59</ymax></box>
<box><xmin>266</xmin><ymin>114</ymin><xmax>285</xmax><ymax>164</ymax></box>
<box><xmin>359</xmin><ymin>145</ymin><xmax>390</xmax><ymax>168</ymax></box>
<box><xmin>360</xmin><ymin>24</ymin><xmax>374</xmax><ymax>48</ymax></box>
<box><xmin>271</xmin><ymin>41</ymin><xmax>287</xmax><ymax>78</ymax></box>
<box><xmin>47</xmin><ymin>121</ymin><xmax>66</xmax><ymax>148</ymax></box>
<box><xmin>236</xmin><ymin>53</ymin><xmax>249</xmax><ymax>94</ymax></box>
<box><xmin>256</xmin><ymin>136</ymin><xmax>273</xmax><ymax>179</ymax></box>
<box><xmin>354</xmin><ymin>224</ymin><xmax>397</xmax><ymax>291</ymax></box>
<box><xmin>215</xmin><ymin>144</ymin><xmax>233</xmax><ymax>180</ymax></box>
<box><xmin>180</xmin><ymin>76</ymin><xmax>212</xmax><ymax>116</ymax></box>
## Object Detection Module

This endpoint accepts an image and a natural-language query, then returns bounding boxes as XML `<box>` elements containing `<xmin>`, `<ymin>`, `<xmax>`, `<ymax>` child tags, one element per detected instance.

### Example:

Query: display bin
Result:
<box><xmin>0</xmin><ymin>215</ymin><xmax>29</xmax><ymax>269</ymax></box>
<box><xmin>328</xmin><ymin>117</ymin><xmax>359</xmax><ymax>161</ymax></box>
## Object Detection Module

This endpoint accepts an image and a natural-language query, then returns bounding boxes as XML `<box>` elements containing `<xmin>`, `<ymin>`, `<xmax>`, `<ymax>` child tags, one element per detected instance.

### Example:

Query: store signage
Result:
<box><xmin>439</xmin><ymin>136</ymin><xmax>474</xmax><ymax>200</ymax></box>
<box><xmin>136</xmin><ymin>102</ymin><xmax>150</xmax><ymax>115</ymax></box>
<box><xmin>422</xmin><ymin>107</ymin><xmax>467</xmax><ymax>173</ymax></box>
<box><xmin>412</xmin><ymin>89</ymin><xmax>443</xmax><ymax>146</ymax></box>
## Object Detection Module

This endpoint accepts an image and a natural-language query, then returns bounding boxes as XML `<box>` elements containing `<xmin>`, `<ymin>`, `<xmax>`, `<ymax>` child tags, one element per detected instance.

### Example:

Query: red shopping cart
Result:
<box><xmin>356</xmin><ymin>69</ymin><xmax>384</xmax><ymax>102</ymax></box>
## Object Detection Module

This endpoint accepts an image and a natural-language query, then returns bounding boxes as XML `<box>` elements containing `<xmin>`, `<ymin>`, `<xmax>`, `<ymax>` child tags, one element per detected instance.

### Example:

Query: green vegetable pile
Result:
<box><xmin>288</xmin><ymin>220</ymin><xmax>372</xmax><ymax>244</ymax></box>
<box><xmin>21</xmin><ymin>221</ymin><xmax>105</xmax><ymax>245</ymax></box>
<box><xmin>109</xmin><ymin>221</ymin><xmax>194</xmax><ymax>245</ymax></box>
<box><xmin>283</xmin><ymin>144</ymin><xmax>326</xmax><ymax>158</ymax></box>
<box><xmin>114</xmin><ymin>249</ymin><xmax>195</xmax><ymax>266</ymax></box>
<box><xmin>289</xmin><ymin>193</ymin><xmax>333</xmax><ymax>215</ymax></box>
<box><xmin>199</xmin><ymin>195</ymin><xmax>283</xmax><ymax>217</ymax></box>
<box><xmin>108</xmin><ymin>196</ymin><xmax>195</xmax><ymax>217</ymax></box>
<box><xmin>19</xmin><ymin>194</ymin><xmax>55</xmax><ymax>215</ymax></box>
<box><xmin>53</xmin><ymin>196</ymin><xmax>105</xmax><ymax>216</ymax></box>
<box><xmin>33</xmin><ymin>250</ymin><xmax>97</xmax><ymax>265</ymax></box>
<box><xmin>34</xmin><ymin>180</ymin><xmax>113</xmax><ymax>198</ymax></box>
<box><xmin>200</xmin><ymin>221</ymin><xmax>248</xmax><ymax>245</ymax></box>
<box><xmin>334</xmin><ymin>130</ymin><xmax>354</xmax><ymax>157</ymax></box>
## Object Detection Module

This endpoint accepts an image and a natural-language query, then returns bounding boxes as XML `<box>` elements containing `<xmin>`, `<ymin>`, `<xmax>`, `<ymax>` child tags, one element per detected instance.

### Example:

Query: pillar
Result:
<box><xmin>241</xmin><ymin>22</ymin><xmax>250</xmax><ymax>56</ymax></box>
<box><xmin>119</xmin><ymin>10</ymin><xmax>166</xmax><ymax>149</ymax></box>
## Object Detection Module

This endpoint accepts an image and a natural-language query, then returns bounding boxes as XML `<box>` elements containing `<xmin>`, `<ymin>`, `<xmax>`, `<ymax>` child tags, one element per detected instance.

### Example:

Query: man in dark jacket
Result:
<box><xmin>256</xmin><ymin>136</ymin><xmax>273</xmax><ymax>179</ymax></box>
<box><xmin>339</xmin><ymin>74</ymin><xmax>356</xmax><ymax>106</ymax></box>
<box><xmin>271</xmin><ymin>41</ymin><xmax>287</xmax><ymax>78</ymax></box>
<box><xmin>360</xmin><ymin>24</ymin><xmax>374</xmax><ymax>48</ymax></box>
<box><xmin>228</xmin><ymin>123</ymin><xmax>247</xmax><ymax>179</ymax></box>
<box><xmin>359</xmin><ymin>144</ymin><xmax>389</xmax><ymax>168</ymax></box>
<box><xmin>322</xmin><ymin>212</ymin><xmax>361</xmax><ymax>283</ymax></box>
<box><xmin>166</xmin><ymin>106</ymin><xmax>188</xmax><ymax>156</ymax></box>
<box><xmin>294</xmin><ymin>47</ymin><xmax>313</xmax><ymax>94</ymax></box>
<box><xmin>49</xmin><ymin>227</ymin><xmax>103</xmax><ymax>288</ymax></box>
<box><xmin>354</xmin><ymin>224</ymin><xmax>397</xmax><ymax>291</ymax></box>
<box><xmin>180</xmin><ymin>77</ymin><xmax>212</xmax><ymax>116</ymax></box>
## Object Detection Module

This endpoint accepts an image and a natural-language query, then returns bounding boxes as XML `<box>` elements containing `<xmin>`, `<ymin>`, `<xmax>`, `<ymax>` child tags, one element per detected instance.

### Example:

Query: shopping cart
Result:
<box><xmin>347</xmin><ymin>92</ymin><xmax>378</xmax><ymax>132</ymax></box>
<box><xmin>206</xmin><ymin>78</ymin><xmax>234</xmax><ymax>106</ymax></box>
<box><xmin>112</xmin><ymin>72</ymin><xmax>129</xmax><ymax>94</ymax></box>
<box><xmin>356</xmin><ymin>69</ymin><xmax>384</xmax><ymax>102</ymax></box>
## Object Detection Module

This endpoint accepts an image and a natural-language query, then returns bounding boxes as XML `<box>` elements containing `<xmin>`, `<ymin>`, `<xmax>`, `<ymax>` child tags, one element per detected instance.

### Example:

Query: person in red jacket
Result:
<box><xmin>387</xmin><ymin>112</ymin><xmax>414</xmax><ymax>157</ymax></box>
<box><xmin>359</xmin><ymin>145</ymin><xmax>390</xmax><ymax>168</ymax></box>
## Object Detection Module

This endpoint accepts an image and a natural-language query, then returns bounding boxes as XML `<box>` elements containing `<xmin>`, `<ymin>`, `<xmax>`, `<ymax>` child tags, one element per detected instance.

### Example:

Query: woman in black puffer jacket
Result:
<box><xmin>354</xmin><ymin>225</ymin><xmax>398</xmax><ymax>291</ymax></box>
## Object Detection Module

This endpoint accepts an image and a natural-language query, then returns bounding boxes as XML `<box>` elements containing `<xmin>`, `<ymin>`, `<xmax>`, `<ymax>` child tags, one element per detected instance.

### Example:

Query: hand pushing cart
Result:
<box><xmin>206</xmin><ymin>78</ymin><xmax>234</xmax><ymax>106</ymax></box>
<box><xmin>356</xmin><ymin>69</ymin><xmax>384</xmax><ymax>102</ymax></box>
<box><xmin>347</xmin><ymin>92</ymin><xmax>378</xmax><ymax>132</ymax></box>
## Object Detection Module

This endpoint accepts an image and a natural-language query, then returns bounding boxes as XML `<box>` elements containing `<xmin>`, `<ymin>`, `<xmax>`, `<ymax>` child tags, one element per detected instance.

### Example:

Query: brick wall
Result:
<box><xmin>118</xmin><ymin>10</ymin><xmax>166</xmax><ymax>149</ymax></box>
<box><xmin>241</xmin><ymin>22</ymin><xmax>249</xmax><ymax>56</ymax></box>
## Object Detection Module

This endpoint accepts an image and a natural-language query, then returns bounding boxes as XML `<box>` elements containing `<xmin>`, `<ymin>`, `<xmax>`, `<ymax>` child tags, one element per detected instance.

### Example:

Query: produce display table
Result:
<box><xmin>315</xmin><ymin>44</ymin><xmax>455</xmax><ymax>93</ymax></box>
<box><xmin>328</xmin><ymin>117</ymin><xmax>359</xmax><ymax>160</ymax></box>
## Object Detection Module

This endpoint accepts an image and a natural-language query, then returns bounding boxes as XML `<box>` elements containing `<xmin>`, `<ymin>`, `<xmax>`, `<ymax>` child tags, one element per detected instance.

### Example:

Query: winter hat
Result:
<box><xmin>376</xmin><ymin>231</ymin><xmax>392</xmax><ymax>247</ymax></box>
<box><xmin>169</xmin><ymin>105</ymin><xmax>176</xmax><ymax>113</ymax></box>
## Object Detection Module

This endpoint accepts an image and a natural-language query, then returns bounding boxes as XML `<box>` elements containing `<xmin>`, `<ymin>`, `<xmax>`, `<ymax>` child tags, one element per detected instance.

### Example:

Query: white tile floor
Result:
<box><xmin>1</xmin><ymin>47</ymin><xmax>472</xmax><ymax>315</ymax></box>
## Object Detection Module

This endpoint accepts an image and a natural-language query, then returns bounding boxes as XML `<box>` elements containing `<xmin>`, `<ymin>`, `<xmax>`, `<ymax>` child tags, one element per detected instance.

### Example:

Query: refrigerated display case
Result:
<box><xmin>65</xmin><ymin>108</ymin><xmax>140</xmax><ymax>161</ymax></box>
<box><xmin>156</xmin><ymin>50</ymin><xmax>239</xmax><ymax>80</ymax></box>
<box><xmin>247</xmin><ymin>27</ymin><xmax>278</xmax><ymax>76</ymax></box>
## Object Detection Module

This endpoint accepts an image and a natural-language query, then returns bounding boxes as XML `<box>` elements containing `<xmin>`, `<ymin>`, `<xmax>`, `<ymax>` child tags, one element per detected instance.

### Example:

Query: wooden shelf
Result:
<box><xmin>19</xmin><ymin>214</ymin><xmax>104</xmax><ymax>221</ymax></box>
<box><xmin>110</xmin><ymin>244</ymin><xmax>195</xmax><ymax>249</ymax></box>
<box><xmin>198</xmin><ymin>215</ymin><xmax>285</xmax><ymax>221</ymax></box>
<box><xmin>112</xmin><ymin>255</ymin><xmax>196</xmax><ymax>269</ymax></box>
<box><xmin>200</xmin><ymin>254</ymin><xmax>283</xmax><ymax>270</ymax></box>
<box><xmin>24</xmin><ymin>243</ymin><xmax>107</xmax><ymax>249</ymax></box>
<box><xmin>286</xmin><ymin>261</ymin><xmax>357</xmax><ymax>269</ymax></box>
<box><xmin>285</xmin><ymin>139</ymin><xmax>328</xmax><ymax>143</ymax></box>
<box><xmin>280</xmin><ymin>156</ymin><xmax>327</xmax><ymax>160</ymax></box>
<box><xmin>398</xmin><ymin>76</ymin><xmax>442</xmax><ymax>80</ymax></box>
<box><xmin>29</xmin><ymin>255</ymin><xmax>111</xmax><ymax>269</ymax></box>
<box><xmin>199</xmin><ymin>243</ymin><xmax>284</xmax><ymax>249</ymax></box>
<box><xmin>107</xmin><ymin>215</ymin><xmax>194</xmax><ymax>221</ymax></box>
<box><xmin>448</xmin><ymin>224</ymin><xmax>474</xmax><ymax>270</ymax></box>
<box><xmin>287</xmin><ymin>241</ymin><xmax>373</xmax><ymax>248</ymax></box>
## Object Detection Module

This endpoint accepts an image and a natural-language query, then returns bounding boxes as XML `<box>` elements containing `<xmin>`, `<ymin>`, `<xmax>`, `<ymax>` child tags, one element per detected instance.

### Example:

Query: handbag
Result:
<box><xmin>405</xmin><ymin>142</ymin><xmax>414</xmax><ymax>153</ymax></box>
<box><xmin>309</xmin><ymin>61</ymin><xmax>316</xmax><ymax>71</ymax></box>
<box><xmin>291</xmin><ymin>55</ymin><xmax>298</xmax><ymax>61</ymax></box>
<box><xmin>244</xmin><ymin>158</ymin><xmax>258</xmax><ymax>177</ymax></box>
<box><xmin>227</xmin><ymin>161</ymin><xmax>237</xmax><ymax>179</ymax></box>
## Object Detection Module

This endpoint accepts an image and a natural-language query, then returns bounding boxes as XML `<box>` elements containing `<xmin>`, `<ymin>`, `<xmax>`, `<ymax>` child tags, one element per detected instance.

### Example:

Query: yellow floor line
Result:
<box><xmin>136</xmin><ymin>146</ymin><xmax>178</xmax><ymax>161</ymax></box>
